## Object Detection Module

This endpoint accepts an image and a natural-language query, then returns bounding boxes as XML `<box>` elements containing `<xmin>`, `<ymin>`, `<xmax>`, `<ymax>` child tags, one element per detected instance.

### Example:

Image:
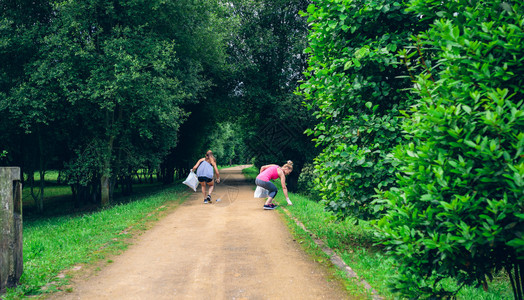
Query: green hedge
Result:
<box><xmin>298</xmin><ymin>0</ymin><xmax>429</xmax><ymax>220</ymax></box>
<box><xmin>378</xmin><ymin>0</ymin><xmax>524</xmax><ymax>297</ymax></box>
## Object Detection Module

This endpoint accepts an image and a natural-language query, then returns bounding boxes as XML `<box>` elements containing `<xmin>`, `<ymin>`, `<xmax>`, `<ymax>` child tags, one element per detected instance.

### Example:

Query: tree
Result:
<box><xmin>227</xmin><ymin>0</ymin><xmax>317</xmax><ymax>189</ymax></box>
<box><xmin>158</xmin><ymin>0</ymin><xmax>234</xmax><ymax>183</ymax></box>
<box><xmin>0</xmin><ymin>0</ymin><xmax>56</xmax><ymax>212</ymax></box>
<box><xmin>378</xmin><ymin>0</ymin><xmax>524</xmax><ymax>297</ymax></box>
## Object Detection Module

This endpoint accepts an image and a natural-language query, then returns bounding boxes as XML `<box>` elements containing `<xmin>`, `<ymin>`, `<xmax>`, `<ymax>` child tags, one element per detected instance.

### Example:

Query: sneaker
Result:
<box><xmin>204</xmin><ymin>198</ymin><xmax>209</xmax><ymax>204</ymax></box>
<box><xmin>206</xmin><ymin>195</ymin><xmax>212</xmax><ymax>203</ymax></box>
<box><xmin>263</xmin><ymin>204</ymin><xmax>278</xmax><ymax>210</ymax></box>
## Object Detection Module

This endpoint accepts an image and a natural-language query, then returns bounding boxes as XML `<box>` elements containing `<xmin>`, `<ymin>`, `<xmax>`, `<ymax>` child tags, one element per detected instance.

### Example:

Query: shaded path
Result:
<box><xmin>52</xmin><ymin>166</ymin><xmax>350</xmax><ymax>299</ymax></box>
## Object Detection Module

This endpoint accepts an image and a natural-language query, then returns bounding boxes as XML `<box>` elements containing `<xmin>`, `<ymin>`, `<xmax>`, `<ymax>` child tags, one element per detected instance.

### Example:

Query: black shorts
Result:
<box><xmin>198</xmin><ymin>176</ymin><xmax>213</xmax><ymax>183</ymax></box>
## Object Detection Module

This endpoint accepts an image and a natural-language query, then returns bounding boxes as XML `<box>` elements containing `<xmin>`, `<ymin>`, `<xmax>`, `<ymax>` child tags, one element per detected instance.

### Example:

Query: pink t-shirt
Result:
<box><xmin>257</xmin><ymin>165</ymin><xmax>280</xmax><ymax>182</ymax></box>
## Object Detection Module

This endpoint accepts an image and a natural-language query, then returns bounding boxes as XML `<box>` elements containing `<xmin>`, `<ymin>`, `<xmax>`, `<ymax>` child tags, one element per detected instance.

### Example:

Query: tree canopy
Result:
<box><xmin>0</xmin><ymin>0</ymin><xmax>230</xmax><ymax>208</ymax></box>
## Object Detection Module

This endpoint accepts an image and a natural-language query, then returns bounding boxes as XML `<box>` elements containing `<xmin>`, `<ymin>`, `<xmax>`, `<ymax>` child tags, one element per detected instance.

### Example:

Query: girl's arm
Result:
<box><xmin>278</xmin><ymin>168</ymin><xmax>290</xmax><ymax>199</ymax></box>
<box><xmin>192</xmin><ymin>158</ymin><xmax>204</xmax><ymax>172</ymax></box>
<box><xmin>211</xmin><ymin>159</ymin><xmax>220</xmax><ymax>182</ymax></box>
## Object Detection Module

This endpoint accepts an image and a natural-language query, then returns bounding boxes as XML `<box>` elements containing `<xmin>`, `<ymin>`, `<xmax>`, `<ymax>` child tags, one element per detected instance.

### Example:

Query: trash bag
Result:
<box><xmin>183</xmin><ymin>170</ymin><xmax>199</xmax><ymax>192</ymax></box>
<box><xmin>254</xmin><ymin>186</ymin><xmax>269</xmax><ymax>198</ymax></box>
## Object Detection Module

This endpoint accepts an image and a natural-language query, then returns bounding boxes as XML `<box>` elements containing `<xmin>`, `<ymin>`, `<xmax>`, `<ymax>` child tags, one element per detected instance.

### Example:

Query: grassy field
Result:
<box><xmin>241</xmin><ymin>166</ymin><xmax>513</xmax><ymax>300</ymax></box>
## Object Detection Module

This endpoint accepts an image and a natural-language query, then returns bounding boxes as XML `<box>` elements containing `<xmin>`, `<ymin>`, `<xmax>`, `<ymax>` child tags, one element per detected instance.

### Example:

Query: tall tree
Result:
<box><xmin>227</xmin><ymin>0</ymin><xmax>317</xmax><ymax>189</ymax></box>
<box><xmin>0</xmin><ymin>0</ymin><xmax>55</xmax><ymax>212</ymax></box>
<box><xmin>158</xmin><ymin>0</ymin><xmax>234</xmax><ymax>183</ymax></box>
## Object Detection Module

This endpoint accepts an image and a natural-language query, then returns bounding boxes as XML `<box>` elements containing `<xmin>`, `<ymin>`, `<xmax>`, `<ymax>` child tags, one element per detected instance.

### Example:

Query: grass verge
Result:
<box><xmin>2</xmin><ymin>184</ymin><xmax>188</xmax><ymax>299</ymax></box>
<box><xmin>240</xmin><ymin>165</ymin><xmax>258</xmax><ymax>180</ymax></box>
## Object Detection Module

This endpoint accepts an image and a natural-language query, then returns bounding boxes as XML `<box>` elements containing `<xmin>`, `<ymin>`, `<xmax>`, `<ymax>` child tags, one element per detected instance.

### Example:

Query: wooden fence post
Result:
<box><xmin>0</xmin><ymin>167</ymin><xmax>22</xmax><ymax>294</ymax></box>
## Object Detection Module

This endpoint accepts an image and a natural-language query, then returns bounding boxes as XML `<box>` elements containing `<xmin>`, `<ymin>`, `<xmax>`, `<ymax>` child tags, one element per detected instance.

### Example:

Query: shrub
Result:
<box><xmin>378</xmin><ymin>0</ymin><xmax>524</xmax><ymax>297</ymax></box>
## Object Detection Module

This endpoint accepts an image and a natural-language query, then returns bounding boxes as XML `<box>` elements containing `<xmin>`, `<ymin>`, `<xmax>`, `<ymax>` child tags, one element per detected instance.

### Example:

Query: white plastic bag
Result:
<box><xmin>183</xmin><ymin>170</ymin><xmax>199</xmax><ymax>192</ymax></box>
<box><xmin>254</xmin><ymin>186</ymin><xmax>269</xmax><ymax>198</ymax></box>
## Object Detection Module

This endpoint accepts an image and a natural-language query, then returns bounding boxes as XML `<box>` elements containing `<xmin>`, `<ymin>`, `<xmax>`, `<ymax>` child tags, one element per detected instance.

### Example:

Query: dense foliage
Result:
<box><xmin>226</xmin><ymin>0</ymin><xmax>318</xmax><ymax>189</ymax></box>
<box><xmin>298</xmin><ymin>0</ymin><xmax>429</xmax><ymax>219</ymax></box>
<box><xmin>377</xmin><ymin>0</ymin><xmax>524</xmax><ymax>297</ymax></box>
<box><xmin>163</xmin><ymin>0</ymin><xmax>317</xmax><ymax>188</ymax></box>
<box><xmin>300</xmin><ymin>0</ymin><xmax>523</xmax><ymax>298</ymax></box>
<box><xmin>0</xmin><ymin>0</ymin><xmax>55</xmax><ymax>211</ymax></box>
<box><xmin>0</xmin><ymin>0</ymin><xmax>229</xmax><ymax>208</ymax></box>
<box><xmin>206</xmin><ymin>122</ymin><xmax>248</xmax><ymax>165</ymax></box>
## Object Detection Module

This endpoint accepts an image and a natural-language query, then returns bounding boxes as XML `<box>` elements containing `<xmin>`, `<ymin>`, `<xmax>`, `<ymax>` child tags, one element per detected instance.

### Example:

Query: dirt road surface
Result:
<box><xmin>52</xmin><ymin>166</ymin><xmax>350</xmax><ymax>300</ymax></box>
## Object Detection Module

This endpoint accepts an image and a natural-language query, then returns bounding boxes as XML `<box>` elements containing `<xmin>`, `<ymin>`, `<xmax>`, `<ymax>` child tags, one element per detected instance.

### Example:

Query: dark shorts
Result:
<box><xmin>198</xmin><ymin>176</ymin><xmax>213</xmax><ymax>183</ymax></box>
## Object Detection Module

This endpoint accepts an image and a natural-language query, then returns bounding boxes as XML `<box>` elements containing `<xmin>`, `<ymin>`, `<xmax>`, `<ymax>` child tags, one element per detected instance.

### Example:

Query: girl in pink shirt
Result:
<box><xmin>255</xmin><ymin>160</ymin><xmax>293</xmax><ymax>210</ymax></box>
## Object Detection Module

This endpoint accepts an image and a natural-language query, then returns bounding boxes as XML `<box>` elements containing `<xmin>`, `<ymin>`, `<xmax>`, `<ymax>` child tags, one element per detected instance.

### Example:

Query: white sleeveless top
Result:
<box><xmin>196</xmin><ymin>160</ymin><xmax>214</xmax><ymax>178</ymax></box>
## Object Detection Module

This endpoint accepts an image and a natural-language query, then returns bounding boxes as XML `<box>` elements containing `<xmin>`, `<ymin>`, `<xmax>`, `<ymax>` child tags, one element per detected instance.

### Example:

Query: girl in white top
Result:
<box><xmin>192</xmin><ymin>150</ymin><xmax>220</xmax><ymax>204</ymax></box>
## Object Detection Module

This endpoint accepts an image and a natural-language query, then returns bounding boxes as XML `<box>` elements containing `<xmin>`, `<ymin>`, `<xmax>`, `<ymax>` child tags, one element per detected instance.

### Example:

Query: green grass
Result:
<box><xmin>21</xmin><ymin>170</ymin><xmax>174</xmax><ymax>218</ymax></box>
<box><xmin>27</xmin><ymin>170</ymin><xmax>60</xmax><ymax>182</ymax></box>
<box><xmin>241</xmin><ymin>165</ymin><xmax>258</xmax><ymax>180</ymax></box>
<box><xmin>22</xmin><ymin>185</ymin><xmax>72</xmax><ymax>200</ymax></box>
<box><xmin>2</xmin><ymin>184</ymin><xmax>188</xmax><ymax>299</ymax></box>
<box><xmin>266</xmin><ymin>188</ymin><xmax>513</xmax><ymax>299</ymax></box>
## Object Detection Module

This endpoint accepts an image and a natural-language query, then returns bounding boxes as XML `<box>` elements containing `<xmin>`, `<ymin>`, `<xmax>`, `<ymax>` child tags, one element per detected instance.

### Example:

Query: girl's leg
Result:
<box><xmin>207</xmin><ymin>181</ymin><xmax>214</xmax><ymax>197</ymax></box>
<box><xmin>200</xmin><ymin>182</ymin><xmax>207</xmax><ymax>200</ymax></box>
<box><xmin>255</xmin><ymin>179</ymin><xmax>278</xmax><ymax>206</ymax></box>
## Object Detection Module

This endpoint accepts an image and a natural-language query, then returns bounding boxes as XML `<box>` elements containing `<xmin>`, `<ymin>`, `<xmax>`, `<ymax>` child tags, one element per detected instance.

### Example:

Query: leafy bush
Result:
<box><xmin>298</xmin><ymin>0</ymin><xmax>430</xmax><ymax>219</ymax></box>
<box><xmin>378</xmin><ymin>0</ymin><xmax>524</xmax><ymax>297</ymax></box>
<box><xmin>296</xmin><ymin>163</ymin><xmax>321</xmax><ymax>200</ymax></box>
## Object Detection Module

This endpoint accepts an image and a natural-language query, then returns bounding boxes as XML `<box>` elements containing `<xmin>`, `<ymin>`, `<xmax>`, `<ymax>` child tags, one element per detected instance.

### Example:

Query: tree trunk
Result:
<box><xmin>37</xmin><ymin>169</ymin><xmax>45</xmax><ymax>213</ymax></box>
<box><xmin>36</xmin><ymin>130</ymin><xmax>47</xmax><ymax>213</ymax></box>
<box><xmin>161</xmin><ymin>154</ymin><xmax>176</xmax><ymax>184</ymax></box>
<box><xmin>122</xmin><ymin>175</ymin><xmax>132</xmax><ymax>196</ymax></box>
<box><xmin>100</xmin><ymin>136</ymin><xmax>114</xmax><ymax>207</ymax></box>
<box><xmin>71</xmin><ymin>184</ymin><xmax>79</xmax><ymax>209</ymax></box>
<box><xmin>100</xmin><ymin>174</ymin><xmax>109</xmax><ymax>207</ymax></box>
<box><xmin>109</xmin><ymin>177</ymin><xmax>115</xmax><ymax>203</ymax></box>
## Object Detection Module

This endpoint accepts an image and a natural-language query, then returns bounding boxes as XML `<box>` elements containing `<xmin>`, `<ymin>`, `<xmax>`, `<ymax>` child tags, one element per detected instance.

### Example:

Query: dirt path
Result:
<box><xmin>52</xmin><ymin>166</ymin><xmax>350</xmax><ymax>299</ymax></box>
